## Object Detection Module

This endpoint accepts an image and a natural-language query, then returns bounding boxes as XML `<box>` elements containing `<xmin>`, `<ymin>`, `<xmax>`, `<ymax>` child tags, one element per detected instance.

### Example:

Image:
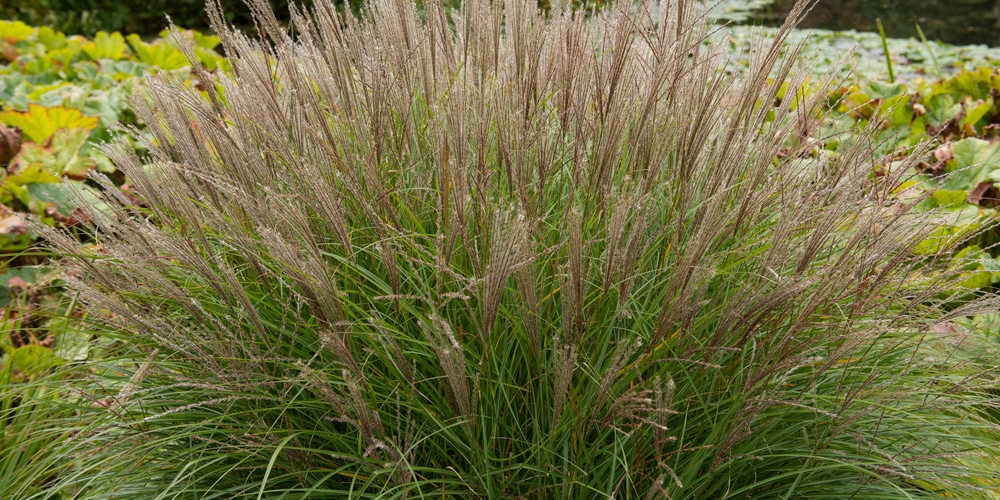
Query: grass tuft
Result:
<box><xmin>21</xmin><ymin>0</ymin><xmax>1000</xmax><ymax>497</ymax></box>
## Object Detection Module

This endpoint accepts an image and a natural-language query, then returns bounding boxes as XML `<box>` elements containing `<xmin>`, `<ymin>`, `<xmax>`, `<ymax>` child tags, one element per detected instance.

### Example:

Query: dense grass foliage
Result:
<box><xmin>22</xmin><ymin>0</ymin><xmax>1000</xmax><ymax>497</ymax></box>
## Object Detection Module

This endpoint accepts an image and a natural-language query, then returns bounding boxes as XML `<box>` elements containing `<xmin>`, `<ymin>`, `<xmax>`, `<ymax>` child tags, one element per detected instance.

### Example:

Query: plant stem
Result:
<box><xmin>915</xmin><ymin>22</ymin><xmax>943</xmax><ymax>77</ymax></box>
<box><xmin>876</xmin><ymin>18</ymin><xmax>895</xmax><ymax>83</ymax></box>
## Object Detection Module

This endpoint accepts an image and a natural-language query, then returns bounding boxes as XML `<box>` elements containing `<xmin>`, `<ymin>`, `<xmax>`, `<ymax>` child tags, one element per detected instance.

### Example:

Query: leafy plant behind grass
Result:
<box><xmin>0</xmin><ymin>21</ymin><xmax>229</xmax><ymax>276</ymax></box>
<box><xmin>826</xmin><ymin>67</ymin><xmax>1000</xmax><ymax>301</ymax></box>
<box><xmin>33</xmin><ymin>0</ymin><xmax>1000</xmax><ymax>497</ymax></box>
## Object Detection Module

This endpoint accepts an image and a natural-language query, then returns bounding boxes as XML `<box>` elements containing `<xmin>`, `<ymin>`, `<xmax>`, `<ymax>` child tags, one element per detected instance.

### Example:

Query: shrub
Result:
<box><xmin>34</xmin><ymin>0</ymin><xmax>1000</xmax><ymax>497</ymax></box>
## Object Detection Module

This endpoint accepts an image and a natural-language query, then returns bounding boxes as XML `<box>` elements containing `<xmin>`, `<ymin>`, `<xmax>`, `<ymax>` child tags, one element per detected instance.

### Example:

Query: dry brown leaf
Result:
<box><xmin>0</xmin><ymin>212</ymin><xmax>27</xmax><ymax>235</ymax></box>
<box><xmin>0</xmin><ymin>124</ymin><xmax>22</xmax><ymax>166</ymax></box>
<box><xmin>7</xmin><ymin>276</ymin><xmax>27</xmax><ymax>297</ymax></box>
<box><xmin>968</xmin><ymin>181</ymin><xmax>1000</xmax><ymax>207</ymax></box>
<box><xmin>934</xmin><ymin>142</ymin><xmax>953</xmax><ymax>162</ymax></box>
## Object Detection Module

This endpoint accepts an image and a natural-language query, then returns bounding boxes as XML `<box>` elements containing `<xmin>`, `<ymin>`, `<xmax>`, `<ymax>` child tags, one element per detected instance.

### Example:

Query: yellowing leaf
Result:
<box><xmin>35</xmin><ymin>27</ymin><xmax>66</xmax><ymax>50</ymax></box>
<box><xmin>158</xmin><ymin>28</ymin><xmax>221</xmax><ymax>50</ymax></box>
<box><xmin>0</xmin><ymin>21</ymin><xmax>33</xmax><ymax>43</ymax></box>
<box><xmin>0</xmin><ymin>104</ymin><xmax>99</xmax><ymax>144</ymax></box>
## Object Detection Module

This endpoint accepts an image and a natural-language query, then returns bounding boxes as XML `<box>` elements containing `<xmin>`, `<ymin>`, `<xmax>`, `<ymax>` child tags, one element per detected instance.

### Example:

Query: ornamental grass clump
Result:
<box><xmin>33</xmin><ymin>0</ymin><xmax>1000</xmax><ymax>497</ymax></box>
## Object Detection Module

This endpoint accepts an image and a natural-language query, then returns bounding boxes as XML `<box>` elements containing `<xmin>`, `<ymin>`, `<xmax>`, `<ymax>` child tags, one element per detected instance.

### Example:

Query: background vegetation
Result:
<box><xmin>0</xmin><ymin>0</ymin><xmax>319</xmax><ymax>37</ymax></box>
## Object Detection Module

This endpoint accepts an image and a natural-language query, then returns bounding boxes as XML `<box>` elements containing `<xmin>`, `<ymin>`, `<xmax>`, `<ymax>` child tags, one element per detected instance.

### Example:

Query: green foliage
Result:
<box><xmin>80</xmin><ymin>31</ymin><xmax>128</xmax><ymax>61</ymax></box>
<box><xmin>722</xmin><ymin>24</ymin><xmax>1000</xmax><ymax>84</ymax></box>
<box><xmin>0</xmin><ymin>21</ymin><xmax>227</xmax><ymax>278</ymax></box>
<box><xmin>0</xmin><ymin>105</ymin><xmax>99</xmax><ymax>144</ymax></box>
<box><xmin>828</xmin><ymin>68</ymin><xmax>1000</xmax><ymax>295</ymax></box>
<box><xmin>0</xmin><ymin>0</ymin><xmax>313</xmax><ymax>37</ymax></box>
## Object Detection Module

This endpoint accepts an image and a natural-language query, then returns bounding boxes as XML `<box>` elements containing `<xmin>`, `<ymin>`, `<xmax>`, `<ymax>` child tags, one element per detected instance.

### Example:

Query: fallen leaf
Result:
<box><xmin>968</xmin><ymin>181</ymin><xmax>1000</xmax><ymax>207</ymax></box>
<box><xmin>44</xmin><ymin>203</ymin><xmax>92</xmax><ymax>227</ymax></box>
<box><xmin>916</xmin><ymin>159</ymin><xmax>946</xmax><ymax>176</ymax></box>
<box><xmin>7</xmin><ymin>276</ymin><xmax>27</xmax><ymax>296</ymax></box>
<box><xmin>0</xmin><ymin>124</ymin><xmax>21</xmax><ymax>166</ymax></box>
<box><xmin>934</xmin><ymin>142</ymin><xmax>953</xmax><ymax>162</ymax></box>
<box><xmin>0</xmin><ymin>212</ymin><xmax>27</xmax><ymax>235</ymax></box>
<box><xmin>984</xmin><ymin>123</ymin><xmax>1000</xmax><ymax>142</ymax></box>
<box><xmin>928</xmin><ymin>115</ymin><xmax>962</xmax><ymax>141</ymax></box>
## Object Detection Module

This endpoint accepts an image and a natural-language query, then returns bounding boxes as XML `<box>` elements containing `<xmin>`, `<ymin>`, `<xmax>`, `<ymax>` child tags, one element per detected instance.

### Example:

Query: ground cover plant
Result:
<box><xmin>11</xmin><ymin>0</ymin><xmax>1000</xmax><ymax>497</ymax></box>
<box><xmin>0</xmin><ymin>20</ymin><xmax>227</xmax><ymax>276</ymax></box>
<box><xmin>0</xmin><ymin>21</ymin><xmax>228</xmax><ymax>348</ymax></box>
<box><xmin>721</xmin><ymin>24</ymin><xmax>1000</xmax><ymax>84</ymax></box>
<box><xmin>823</xmin><ymin>69</ymin><xmax>1000</xmax><ymax>305</ymax></box>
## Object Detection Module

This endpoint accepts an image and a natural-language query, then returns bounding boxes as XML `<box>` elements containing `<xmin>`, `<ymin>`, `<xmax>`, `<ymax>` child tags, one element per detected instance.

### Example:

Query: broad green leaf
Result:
<box><xmin>930</xmin><ymin>189</ymin><xmax>968</xmax><ymax>209</ymax></box>
<box><xmin>941</xmin><ymin>138</ymin><xmax>1000</xmax><ymax>191</ymax></box>
<box><xmin>35</xmin><ymin>27</ymin><xmax>66</xmax><ymax>51</ymax></box>
<box><xmin>938</xmin><ymin>67</ymin><xmax>997</xmax><ymax>101</ymax></box>
<box><xmin>960</xmin><ymin>97</ymin><xmax>992</xmax><ymax>134</ymax></box>
<box><xmin>193</xmin><ymin>32</ymin><xmax>221</xmax><ymax>50</ymax></box>
<box><xmin>82</xmin><ymin>31</ymin><xmax>127</xmax><ymax>61</ymax></box>
<box><xmin>862</xmin><ymin>80</ymin><xmax>906</xmax><ymax>99</ymax></box>
<box><xmin>841</xmin><ymin>89</ymin><xmax>877</xmax><ymax>120</ymax></box>
<box><xmin>127</xmin><ymin>34</ymin><xmax>189</xmax><ymax>71</ymax></box>
<box><xmin>925</xmin><ymin>93</ymin><xmax>961</xmax><ymax>126</ymax></box>
<box><xmin>3</xmin><ymin>80</ymin><xmax>35</xmax><ymax>110</ymax></box>
<box><xmin>47</xmin><ymin>316</ymin><xmax>91</xmax><ymax>362</ymax></box>
<box><xmin>82</xmin><ymin>87</ymin><xmax>128</xmax><ymax>128</ymax></box>
<box><xmin>14</xmin><ymin>128</ymin><xmax>95</xmax><ymax>179</ymax></box>
<box><xmin>951</xmin><ymin>245</ymin><xmax>1000</xmax><ymax>289</ymax></box>
<box><xmin>25</xmin><ymin>82</ymin><xmax>88</xmax><ymax>108</ymax></box>
<box><xmin>111</xmin><ymin>60</ymin><xmax>147</xmax><ymax>78</ymax></box>
<box><xmin>89</xmin><ymin>148</ymin><xmax>118</xmax><ymax>174</ymax></box>
<box><xmin>71</xmin><ymin>61</ymin><xmax>103</xmax><ymax>83</ymax></box>
<box><xmin>884</xmin><ymin>93</ymin><xmax>913</xmax><ymax>127</ymax></box>
<box><xmin>20</xmin><ymin>56</ymin><xmax>56</xmax><ymax>77</ymax></box>
<box><xmin>45</xmin><ymin>45</ymin><xmax>83</xmax><ymax>69</ymax></box>
<box><xmin>0</xmin><ymin>104</ymin><xmax>99</xmax><ymax>143</ymax></box>
<box><xmin>159</xmin><ymin>28</ymin><xmax>222</xmax><ymax>50</ymax></box>
<box><xmin>27</xmin><ymin>181</ymin><xmax>112</xmax><ymax>217</ymax></box>
<box><xmin>6</xmin><ymin>344</ymin><xmax>64</xmax><ymax>380</ymax></box>
<box><xmin>913</xmin><ymin>204</ymin><xmax>987</xmax><ymax>255</ymax></box>
<box><xmin>891</xmin><ymin>180</ymin><xmax>924</xmax><ymax>200</ymax></box>
<box><xmin>196</xmin><ymin>47</ymin><xmax>230</xmax><ymax>73</ymax></box>
<box><xmin>3</xmin><ymin>165</ymin><xmax>61</xmax><ymax>205</ymax></box>
<box><xmin>908</xmin><ymin>117</ymin><xmax>927</xmax><ymax>144</ymax></box>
